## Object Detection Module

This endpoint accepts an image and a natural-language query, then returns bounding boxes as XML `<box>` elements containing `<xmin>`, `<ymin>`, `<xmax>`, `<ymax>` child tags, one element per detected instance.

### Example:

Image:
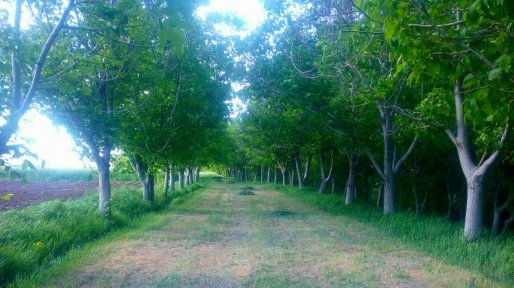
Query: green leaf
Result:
<box><xmin>488</xmin><ymin>68</ymin><xmax>502</xmax><ymax>80</ymax></box>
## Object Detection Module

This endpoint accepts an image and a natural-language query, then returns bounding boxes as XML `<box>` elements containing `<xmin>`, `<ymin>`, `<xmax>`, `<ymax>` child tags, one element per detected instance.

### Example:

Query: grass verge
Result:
<box><xmin>0</xmin><ymin>176</ymin><xmax>208</xmax><ymax>286</ymax></box>
<box><xmin>261</xmin><ymin>183</ymin><xmax>514</xmax><ymax>286</ymax></box>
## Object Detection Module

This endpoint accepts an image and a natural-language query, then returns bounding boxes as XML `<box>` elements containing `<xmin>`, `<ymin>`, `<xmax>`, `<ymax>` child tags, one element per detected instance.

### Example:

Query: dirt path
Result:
<box><xmin>45</xmin><ymin>181</ymin><xmax>503</xmax><ymax>288</ymax></box>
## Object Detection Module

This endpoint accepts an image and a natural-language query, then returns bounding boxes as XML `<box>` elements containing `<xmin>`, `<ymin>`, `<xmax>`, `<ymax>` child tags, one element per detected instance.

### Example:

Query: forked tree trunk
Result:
<box><xmin>445</xmin><ymin>79</ymin><xmax>510</xmax><ymax>240</ymax></box>
<box><xmin>367</xmin><ymin>103</ymin><xmax>418</xmax><ymax>215</ymax></box>
<box><xmin>87</xmin><ymin>138</ymin><xmax>112</xmax><ymax>215</ymax></box>
<box><xmin>131</xmin><ymin>155</ymin><xmax>154</xmax><ymax>202</ymax></box>
<box><xmin>178</xmin><ymin>169</ymin><xmax>185</xmax><ymax>190</ymax></box>
<box><xmin>503</xmin><ymin>215</ymin><xmax>514</xmax><ymax>234</ymax></box>
<box><xmin>279</xmin><ymin>165</ymin><xmax>287</xmax><ymax>186</ymax></box>
<box><xmin>492</xmin><ymin>189</ymin><xmax>512</xmax><ymax>235</ymax></box>
<box><xmin>345</xmin><ymin>153</ymin><xmax>358</xmax><ymax>205</ymax></box>
<box><xmin>318</xmin><ymin>150</ymin><xmax>334</xmax><ymax>194</ymax></box>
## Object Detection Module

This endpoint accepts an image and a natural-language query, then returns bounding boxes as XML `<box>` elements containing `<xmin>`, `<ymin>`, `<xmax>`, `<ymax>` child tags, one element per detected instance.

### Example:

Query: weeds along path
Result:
<box><xmin>24</xmin><ymin>181</ymin><xmax>504</xmax><ymax>288</ymax></box>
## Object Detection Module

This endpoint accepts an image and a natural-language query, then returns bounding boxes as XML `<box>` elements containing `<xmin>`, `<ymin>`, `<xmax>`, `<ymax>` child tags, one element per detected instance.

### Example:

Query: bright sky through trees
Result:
<box><xmin>9</xmin><ymin>0</ymin><xmax>265</xmax><ymax>169</ymax></box>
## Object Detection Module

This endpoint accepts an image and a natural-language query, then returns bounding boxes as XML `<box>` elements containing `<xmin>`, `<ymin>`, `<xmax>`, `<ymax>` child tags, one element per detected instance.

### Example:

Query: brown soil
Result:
<box><xmin>0</xmin><ymin>181</ymin><xmax>139</xmax><ymax>210</ymax></box>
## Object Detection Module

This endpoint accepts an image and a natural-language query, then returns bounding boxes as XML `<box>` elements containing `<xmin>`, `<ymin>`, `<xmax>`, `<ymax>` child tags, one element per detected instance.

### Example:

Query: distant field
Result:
<box><xmin>0</xmin><ymin>180</ymin><xmax>139</xmax><ymax>210</ymax></box>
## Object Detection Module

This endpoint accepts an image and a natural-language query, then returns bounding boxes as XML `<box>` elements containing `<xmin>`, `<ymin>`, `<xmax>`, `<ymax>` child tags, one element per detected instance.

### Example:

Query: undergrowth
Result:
<box><xmin>267</xmin><ymin>184</ymin><xmax>514</xmax><ymax>286</ymax></box>
<box><xmin>0</xmin><ymin>177</ymin><xmax>206</xmax><ymax>286</ymax></box>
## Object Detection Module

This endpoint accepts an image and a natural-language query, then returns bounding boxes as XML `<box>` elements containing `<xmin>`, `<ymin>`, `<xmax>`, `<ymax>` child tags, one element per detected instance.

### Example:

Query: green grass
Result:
<box><xmin>0</xmin><ymin>176</ymin><xmax>208</xmax><ymax>287</ymax></box>
<box><xmin>267</xmin><ymin>183</ymin><xmax>514</xmax><ymax>286</ymax></box>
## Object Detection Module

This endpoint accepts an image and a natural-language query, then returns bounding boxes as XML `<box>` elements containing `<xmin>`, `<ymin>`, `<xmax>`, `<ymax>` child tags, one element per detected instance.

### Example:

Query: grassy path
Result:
<box><xmin>17</xmin><ymin>180</ymin><xmax>505</xmax><ymax>287</ymax></box>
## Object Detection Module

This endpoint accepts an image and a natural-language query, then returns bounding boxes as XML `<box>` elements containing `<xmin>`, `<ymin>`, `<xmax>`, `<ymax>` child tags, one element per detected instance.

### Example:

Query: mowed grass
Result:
<box><xmin>11</xmin><ymin>180</ymin><xmax>509</xmax><ymax>288</ymax></box>
<box><xmin>0</xmin><ymin>176</ymin><xmax>206</xmax><ymax>287</ymax></box>
<box><xmin>271</xmin><ymin>184</ymin><xmax>514</xmax><ymax>287</ymax></box>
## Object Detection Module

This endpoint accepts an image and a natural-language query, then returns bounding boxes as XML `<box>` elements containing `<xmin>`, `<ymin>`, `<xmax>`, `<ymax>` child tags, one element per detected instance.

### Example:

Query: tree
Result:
<box><xmin>383</xmin><ymin>0</ymin><xmax>513</xmax><ymax>240</ymax></box>
<box><xmin>0</xmin><ymin>0</ymin><xmax>74</xmax><ymax>158</ymax></box>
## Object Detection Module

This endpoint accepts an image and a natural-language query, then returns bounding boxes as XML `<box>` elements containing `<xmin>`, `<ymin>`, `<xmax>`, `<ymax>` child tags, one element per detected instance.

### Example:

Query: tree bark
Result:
<box><xmin>196</xmin><ymin>166</ymin><xmax>200</xmax><ymax>181</ymax></box>
<box><xmin>303</xmin><ymin>154</ymin><xmax>312</xmax><ymax>185</ymax></box>
<box><xmin>318</xmin><ymin>150</ymin><xmax>334</xmax><ymax>194</ymax></box>
<box><xmin>274</xmin><ymin>167</ymin><xmax>277</xmax><ymax>184</ymax></box>
<box><xmin>170</xmin><ymin>168</ymin><xmax>175</xmax><ymax>193</ymax></box>
<box><xmin>260</xmin><ymin>165</ymin><xmax>264</xmax><ymax>182</ymax></box>
<box><xmin>98</xmin><ymin>164</ymin><xmax>111</xmax><ymax>216</ymax></box>
<box><xmin>345</xmin><ymin>153</ymin><xmax>358</xmax><ymax>205</ymax></box>
<box><xmin>295</xmin><ymin>156</ymin><xmax>303</xmax><ymax>189</ymax></box>
<box><xmin>502</xmin><ymin>215</ymin><xmax>514</xmax><ymax>234</ymax></box>
<box><xmin>178</xmin><ymin>169</ymin><xmax>185</xmax><ymax>190</ymax></box>
<box><xmin>279</xmin><ymin>165</ymin><xmax>287</xmax><ymax>186</ymax></box>
<box><xmin>143</xmin><ymin>173</ymin><xmax>155</xmax><ymax>202</ymax></box>
<box><xmin>164</xmin><ymin>166</ymin><xmax>170</xmax><ymax>197</ymax></box>
<box><xmin>289</xmin><ymin>168</ymin><xmax>295</xmax><ymax>187</ymax></box>
<box><xmin>267</xmin><ymin>166</ymin><xmax>271</xmax><ymax>183</ymax></box>
<box><xmin>445</xmin><ymin>79</ymin><xmax>510</xmax><ymax>240</ymax></box>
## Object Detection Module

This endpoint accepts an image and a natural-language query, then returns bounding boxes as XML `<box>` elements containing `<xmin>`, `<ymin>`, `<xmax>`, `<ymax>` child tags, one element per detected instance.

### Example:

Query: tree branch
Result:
<box><xmin>477</xmin><ymin>122</ymin><xmax>510</xmax><ymax>174</ymax></box>
<box><xmin>408</xmin><ymin>21</ymin><xmax>465</xmax><ymax>28</ymax></box>
<box><xmin>393</xmin><ymin>136</ymin><xmax>418</xmax><ymax>174</ymax></box>
<box><xmin>19</xmin><ymin>0</ymin><xmax>75</xmax><ymax>115</ymax></box>
<box><xmin>366</xmin><ymin>148</ymin><xmax>385</xmax><ymax>179</ymax></box>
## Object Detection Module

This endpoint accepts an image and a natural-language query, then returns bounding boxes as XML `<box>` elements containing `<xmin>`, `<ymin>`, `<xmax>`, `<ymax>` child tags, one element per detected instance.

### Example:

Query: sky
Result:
<box><xmin>5</xmin><ymin>0</ymin><xmax>265</xmax><ymax>169</ymax></box>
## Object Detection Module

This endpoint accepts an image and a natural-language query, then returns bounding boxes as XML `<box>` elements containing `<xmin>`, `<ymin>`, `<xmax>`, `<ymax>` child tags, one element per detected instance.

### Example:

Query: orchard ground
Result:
<box><xmin>12</xmin><ymin>178</ymin><xmax>506</xmax><ymax>288</ymax></box>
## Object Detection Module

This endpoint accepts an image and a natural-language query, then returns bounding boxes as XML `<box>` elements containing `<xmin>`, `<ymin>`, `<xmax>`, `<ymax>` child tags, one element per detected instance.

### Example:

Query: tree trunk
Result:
<box><xmin>289</xmin><ymin>168</ymin><xmax>294</xmax><ymax>187</ymax></box>
<box><xmin>164</xmin><ymin>166</ymin><xmax>170</xmax><ymax>197</ymax></box>
<box><xmin>279</xmin><ymin>166</ymin><xmax>286</xmax><ymax>186</ymax></box>
<box><xmin>98</xmin><ymin>166</ymin><xmax>111</xmax><ymax>216</ymax></box>
<box><xmin>260</xmin><ymin>165</ymin><xmax>264</xmax><ymax>182</ymax></box>
<box><xmin>383</xmin><ymin>176</ymin><xmax>395</xmax><ymax>214</ymax></box>
<box><xmin>131</xmin><ymin>155</ymin><xmax>154</xmax><ymax>202</ymax></box>
<box><xmin>303</xmin><ymin>154</ymin><xmax>312</xmax><ymax>185</ymax></box>
<box><xmin>143</xmin><ymin>173</ymin><xmax>154</xmax><ymax>202</ymax></box>
<box><xmin>492</xmin><ymin>210</ymin><xmax>503</xmax><ymax>236</ymax></box>
<box><xmin>345</xmin><ymin>153</ymin><xmax>358</xmax><ymax>205</ymax></box>
<box><xmin>295</xmin><ymin>156</ymin><xmax>303</xmax><ymax>189</ymax></box>
<box><xmin>179</xmin><ymin>169</ymin><xmax>185</xmax><ymax>190</ymax></box>
<box><xmin>267</xmin><ymin>166</ymin><xmax>271</xmax><ymax>183</ymax></box>
<box><xmin>502</xmin><ymin>215</ymin><xmax>514</xmax><ymax>234</ymax></box>
<box><xmin>274</xmin><ymin>167</ymin><xmax>277</xmax><ymax>184</ymax></box>
<box><xmin>186</xmin><ymin>167</ymin><xmax>193</xmax><ymax>184</ymax></box>
<box><xmin>464</xmin><ymin>176</ymin><xmax>485</xmax><ymax>239</ymax></box>
<box><xmin>318</xmin><ymin>150</ymin><xmax>334</xmax><ymax>194</ymax></box>
<box><xmin>445</xmin><ymin>79</ymin><xmax>510</xmax><ymax>240</ymax></box>
<box><xmin>170</xmin><ymin>169</ymin><xmax>175</xmax><ymax>193</ymax></box>
<box><xmin>196</xmin><ymin>166</ymin><xmax>200</xmax><ymax>180</ymax></box>
<box><xmin>367</xmin><ymin>103</ymin><xmax>418</xmax><ymax>215</ymax></box>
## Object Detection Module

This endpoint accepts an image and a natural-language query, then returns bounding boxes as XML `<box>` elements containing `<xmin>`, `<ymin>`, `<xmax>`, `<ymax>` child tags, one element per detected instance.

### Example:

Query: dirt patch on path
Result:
<box><xmin>43</xmin><ymin>182</ymin><xmax>505</xmax><ymax>288</ymax></box>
